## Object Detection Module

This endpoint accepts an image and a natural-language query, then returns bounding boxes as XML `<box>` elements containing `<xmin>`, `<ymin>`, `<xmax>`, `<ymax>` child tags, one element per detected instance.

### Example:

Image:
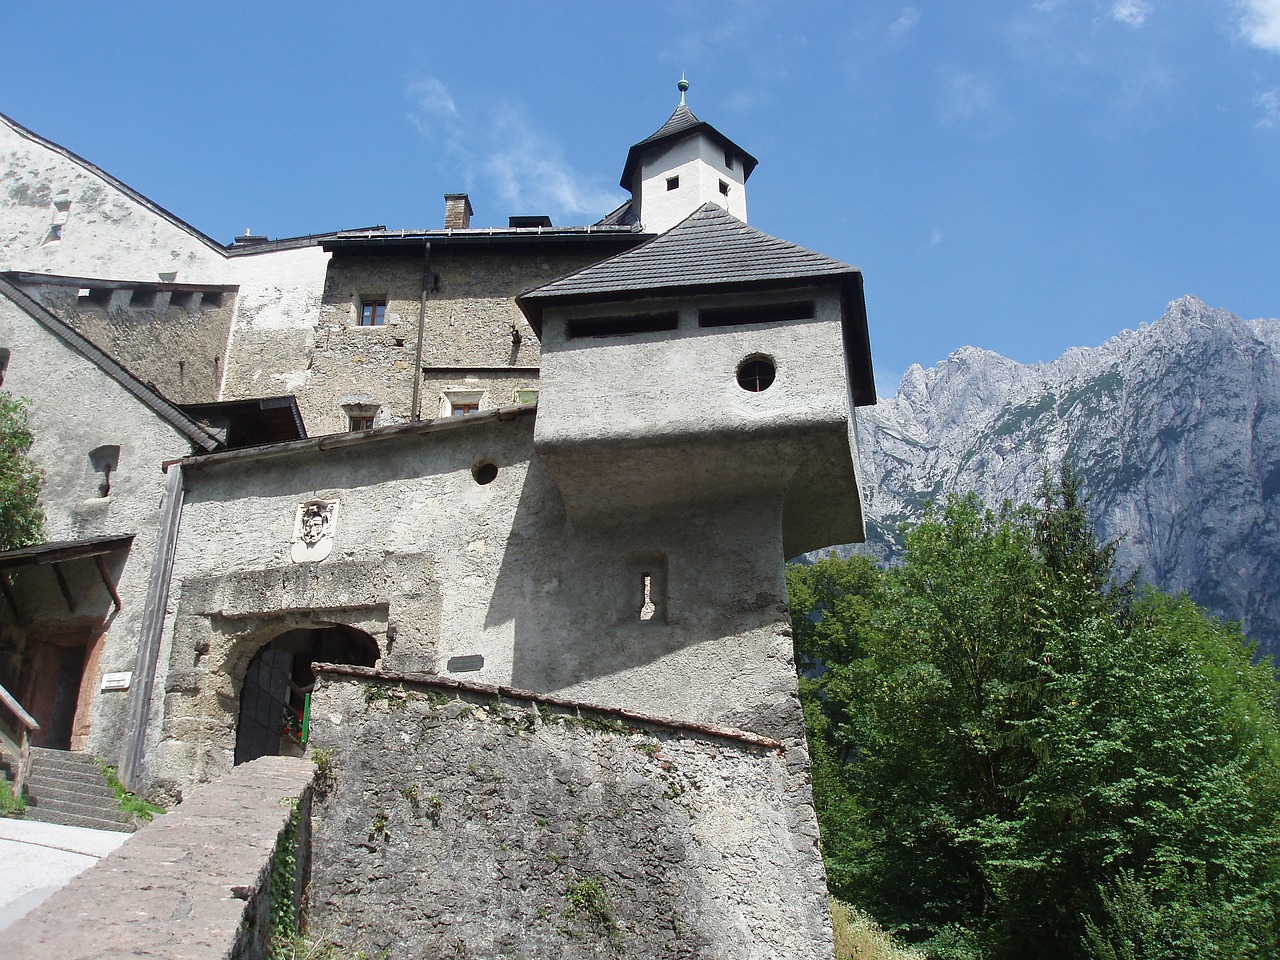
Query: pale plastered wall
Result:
<box><xmin>146</xmin><ymin>414</ymin><xmax>806</xmax><ymax>793</ymax></box>
<box><xmin>0</xmin><ymin>295</ymin><xmax>199</xmax><ymax>758</ymax></box>
<box><xmin>0</xmin><ymin>115</ymin><xmax>229</xmax><ymax>283</ymax></box>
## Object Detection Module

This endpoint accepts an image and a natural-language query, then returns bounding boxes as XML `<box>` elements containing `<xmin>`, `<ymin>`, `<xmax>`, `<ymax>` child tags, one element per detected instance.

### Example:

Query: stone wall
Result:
<box><xmin>246</xmin><ymin>247</ymin><xmax>606</xmax><ymax>436</ymax></box>
<box><xmin>8</xmin><ymin>755</ymin><xmax>315</xmax><ymax>960</ymax></box>
<box><xmin>307</xmin><ymin>667</ymin><xmax>833</xmax><ymax>960</ymax></box>
<box><xmin>23</xmin><ymin>280</ymin><xmax>236</xmax><ymax>403</ymax></box>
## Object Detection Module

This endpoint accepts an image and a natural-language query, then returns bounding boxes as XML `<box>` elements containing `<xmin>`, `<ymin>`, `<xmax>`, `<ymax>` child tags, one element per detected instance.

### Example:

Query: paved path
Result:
<box><xmin>0</xmin><ymin>818</ymin><xmax>129</xmax><ymax>931</ymax></box>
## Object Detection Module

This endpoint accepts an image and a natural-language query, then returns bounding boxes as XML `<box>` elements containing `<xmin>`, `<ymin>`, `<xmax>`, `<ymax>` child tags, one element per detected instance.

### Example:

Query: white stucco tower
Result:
<box><xmin>620</xmin><ymin>78</ymin><xmax>757</xmax><ymax>234</ymax></box>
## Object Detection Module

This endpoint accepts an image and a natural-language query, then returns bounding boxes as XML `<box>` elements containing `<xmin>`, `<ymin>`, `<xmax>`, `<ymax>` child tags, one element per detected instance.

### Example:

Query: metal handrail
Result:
<box><xmin>0</xmin><ymin>681</ymin><xmax>39</xmax><ymax>800</ymax></box>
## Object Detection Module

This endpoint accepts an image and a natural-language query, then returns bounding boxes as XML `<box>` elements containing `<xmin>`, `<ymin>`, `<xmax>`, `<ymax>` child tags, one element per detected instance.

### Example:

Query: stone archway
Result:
<box><xmin>233</xmin><ymin>624</ymin><xmax>379</xmax><ymax>765</ymax></box>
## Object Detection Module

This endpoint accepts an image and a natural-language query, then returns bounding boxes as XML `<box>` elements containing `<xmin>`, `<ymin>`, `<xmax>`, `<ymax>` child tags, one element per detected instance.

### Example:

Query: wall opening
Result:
<box><xmin>736</xmin><ymin>355</ymin><xmax>776</xmax><ymax>393</ymax></box>
<box><xmin>626</xmin><ymin>551</ymin><xmax>668</xmax><ymax>625</ymax></box>
<box><xmin>565</xmin><ymin>313</ymin><xmax>678</xmax><ymax>340</ymax></box>
<box><xmin>88</xmin><ymin>445</ymin><xmax>120</xmax><ymax>498</ymax></box>
<box><xmin>234</xmin><ymin>624</ymin><xmax>379</xmax><ymax>766</ymax></box>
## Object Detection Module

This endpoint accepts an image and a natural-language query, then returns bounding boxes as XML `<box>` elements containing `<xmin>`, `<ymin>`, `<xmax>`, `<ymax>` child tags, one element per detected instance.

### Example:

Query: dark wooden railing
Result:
<box><xmin>0</xmin><ymin>681</ymin><xmax>39</xmax><ymax>799</ymax></box>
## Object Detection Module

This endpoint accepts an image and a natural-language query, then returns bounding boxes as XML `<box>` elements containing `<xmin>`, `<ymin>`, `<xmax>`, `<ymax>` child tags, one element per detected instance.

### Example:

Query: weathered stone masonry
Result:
<box><xmin>307</xmin><ymin>666</ymin><xmax>832</xmax><ymax>960</ymax></box>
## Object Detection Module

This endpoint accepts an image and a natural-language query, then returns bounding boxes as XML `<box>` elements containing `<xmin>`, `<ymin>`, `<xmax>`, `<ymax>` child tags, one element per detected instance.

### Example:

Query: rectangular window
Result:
<box><xmin>348</xmin><ymin>415</ymin><xmax>375</xmax><ymax>431</ymax></box>
<box><xmin>719</xmin><ymin>179</ymin><xmax>730</xmax><ymax>196</ymax></box>
<box><xmin>666</xmin><ymin>176</ymin><xmax>679</xmax><ymax>191</ymax></box>
<box><xmin>443</xmin><ymin>390</ymin><xmax>485</xmax><ymax>417</ymax></box>
<box><xmin>698</xmin><ymin>301</ymin><xmax>814</xmax><ymax>328</ymax></box>
<box><xmin>359</xmin><ymin>299</ymin><xmax>387</xmax><ymax>326</ymax></box>
<box><xmin>724</xmin><ymin>151</ymin><xmax>734</xmax><ymax>170</ymax></box>
<box><xmin>566</xmin><ymin>312</ymin><xmax>679</xmax><ymax>340</ymax></box>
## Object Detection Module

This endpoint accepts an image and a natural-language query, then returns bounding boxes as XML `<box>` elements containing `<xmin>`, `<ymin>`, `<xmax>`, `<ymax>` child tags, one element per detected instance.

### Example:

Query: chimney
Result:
<box><xmin>444</xmin><ymin>193</ymin><xmax>473</xmax><ymax>229</ymax></box>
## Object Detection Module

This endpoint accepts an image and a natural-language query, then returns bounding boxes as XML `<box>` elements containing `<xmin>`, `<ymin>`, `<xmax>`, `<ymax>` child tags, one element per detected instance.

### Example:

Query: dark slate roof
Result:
<box><xmin>517</xmin><ymin>204</ymin><xmax>876</xmax><ymax>406</ymax></box>
<box><xmin>519</xmin><ymin>203</ymin><xmax>853</xmax><ymax>304</ymax></box>
<box><xmin>0</xmin><ymin>277</ymin><xmax>222</xmax><ymax>452</ymax></box>
<box><xmin>619</xmin><ymin>105</ymin><xmax>758</xmax><ymax>189</ymax></box>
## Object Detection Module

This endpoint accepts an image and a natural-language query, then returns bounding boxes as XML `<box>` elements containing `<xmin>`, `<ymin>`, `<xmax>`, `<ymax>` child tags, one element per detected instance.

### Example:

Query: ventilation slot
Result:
<box><xmin>699</xmin><ymin>301</ymin><xmax>814</xmax><ymax>328</ymax></box>
<box><xmin>566</xmin><ymin>313</ymin><xmax>678</xmax><ymax>340</ymax></box>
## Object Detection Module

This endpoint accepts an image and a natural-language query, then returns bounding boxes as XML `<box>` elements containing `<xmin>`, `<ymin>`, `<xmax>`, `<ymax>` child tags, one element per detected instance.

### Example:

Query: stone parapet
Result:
<box><xmin>8</xmin><ymin>755</ymin><xmax>315</xmax><ymax>960</ymax></box>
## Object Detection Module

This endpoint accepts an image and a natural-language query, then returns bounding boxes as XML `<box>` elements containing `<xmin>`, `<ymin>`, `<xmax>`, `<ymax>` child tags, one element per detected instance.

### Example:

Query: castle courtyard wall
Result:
<box><xmin>306</xmin><ymin>669</ymin><xmax>833</xmax><ymax>960</ymax></box>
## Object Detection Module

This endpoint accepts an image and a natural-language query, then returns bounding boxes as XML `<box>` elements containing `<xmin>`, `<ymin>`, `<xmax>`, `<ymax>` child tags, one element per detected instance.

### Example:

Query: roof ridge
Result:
<box><xmin>0</xmin><ymin>276</ymin><xmax>221</xmax><ymax>452</ymax></box>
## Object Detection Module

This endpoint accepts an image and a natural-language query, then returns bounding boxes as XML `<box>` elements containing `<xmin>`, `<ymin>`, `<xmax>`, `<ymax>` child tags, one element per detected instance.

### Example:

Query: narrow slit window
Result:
<box><xmin>640</xmin><ymin>574</ymin><xmax>656</xmax><ymax>622</ymax></box>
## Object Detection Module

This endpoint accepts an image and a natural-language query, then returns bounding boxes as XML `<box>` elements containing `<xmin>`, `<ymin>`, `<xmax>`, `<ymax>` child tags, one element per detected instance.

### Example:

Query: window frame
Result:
<box><xmin>358</xmin><ymin>297</ymin><xmax>388</xmax><ymax>327</ymax></box>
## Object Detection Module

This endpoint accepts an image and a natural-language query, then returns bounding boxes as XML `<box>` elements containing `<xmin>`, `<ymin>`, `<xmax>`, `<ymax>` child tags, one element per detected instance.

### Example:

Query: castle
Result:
<box><xmin>0</xmin><ymin>83</ymin><xmax>875</xmax><ymax>956</ymax></box>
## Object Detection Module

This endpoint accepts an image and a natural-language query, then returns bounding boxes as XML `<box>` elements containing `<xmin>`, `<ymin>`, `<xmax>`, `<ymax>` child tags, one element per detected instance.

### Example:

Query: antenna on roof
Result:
<box><xmin>678</xmin><ymin>73</ymin><xmax>689</xmax><ymax>106</ymax></box>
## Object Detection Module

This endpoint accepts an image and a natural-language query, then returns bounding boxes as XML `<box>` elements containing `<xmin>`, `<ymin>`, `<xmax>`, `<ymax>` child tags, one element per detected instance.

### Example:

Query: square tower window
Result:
<box><xmin>666</xmin><ymin>176</ymin><xmax>679</xmax><ymax>191</ymax></box>
<box><xmin>359</xmin><ymin>298</ymin><xmax>387</xmax><ymax>326</ymax></box>
<box><xmin>719</xmin><ymin>180</ymin><xmax>730</xmax><ymax>196</ymax></box>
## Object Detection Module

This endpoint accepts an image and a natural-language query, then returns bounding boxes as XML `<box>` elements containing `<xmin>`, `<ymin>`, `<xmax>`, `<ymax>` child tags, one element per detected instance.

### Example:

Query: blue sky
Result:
<box><xmin>4</xmin><ymin>2</ymin><xmax>1278</xmax><ymax>396</ymax></box>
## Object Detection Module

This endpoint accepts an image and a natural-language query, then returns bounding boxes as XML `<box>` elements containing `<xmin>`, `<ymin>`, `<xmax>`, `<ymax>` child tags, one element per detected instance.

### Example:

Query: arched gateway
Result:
<box><xmin>234</xmin><ymin>624</ymin><xmax>378</xmax><ymax>765</ymax></box>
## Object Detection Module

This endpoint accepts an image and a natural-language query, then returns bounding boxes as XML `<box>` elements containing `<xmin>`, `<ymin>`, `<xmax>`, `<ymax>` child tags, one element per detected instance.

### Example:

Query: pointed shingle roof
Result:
<box><xmin>517</xmin><ymin>203</ymin><xmax>876</xmax><ymax>405</ymax></box>
<box><xmin>619</xmin><ymin>105</ymin><xmax>758</xmax><ymax>189</ymax></box>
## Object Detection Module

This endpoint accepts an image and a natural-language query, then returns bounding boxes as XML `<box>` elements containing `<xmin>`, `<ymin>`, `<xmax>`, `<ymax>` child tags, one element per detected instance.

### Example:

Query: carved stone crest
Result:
<box><xmin>291</xmin><ymin>499</ymin><xmax>339</xmax><ymax>563</ymax></box>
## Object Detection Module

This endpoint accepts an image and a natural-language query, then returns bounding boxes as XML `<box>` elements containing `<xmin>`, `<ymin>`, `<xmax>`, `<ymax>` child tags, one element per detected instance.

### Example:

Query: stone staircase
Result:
<box><xmin>22</xmin><ymin>747</ymin><xmax>134</xmax><ymax>832</ymax></box>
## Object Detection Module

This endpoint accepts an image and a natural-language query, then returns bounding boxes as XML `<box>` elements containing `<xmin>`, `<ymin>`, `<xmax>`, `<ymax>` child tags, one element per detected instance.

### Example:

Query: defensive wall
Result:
<box><xmin>9</xmin><ymin>755</ymin><xmax>315</xmax><ymax>960</ymax></box>
<box><xmin>306</xmin><ymin>665</ymin><xmax>833</xmax><ymax>959</ymax></box>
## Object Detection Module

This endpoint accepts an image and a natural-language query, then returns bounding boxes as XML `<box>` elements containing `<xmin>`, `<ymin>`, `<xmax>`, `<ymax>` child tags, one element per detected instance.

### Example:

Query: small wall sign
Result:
<box><xmin>101</xmin><ymin>671</ymin><xmax>132</xmax><ymax>691</ymax></box>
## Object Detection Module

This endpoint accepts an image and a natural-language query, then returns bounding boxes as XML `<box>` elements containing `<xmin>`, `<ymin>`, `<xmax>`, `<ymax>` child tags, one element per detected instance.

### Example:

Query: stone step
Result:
<box><xmin>24</xmin><ymin>804</ymin><xmax>132</xmax><ymax>832</ymax></box>
<box><xmin>27</xmin><ymin>762</ymin><xmax>116</xmax><ymax>788</ymax></box>
<box><xmin>26</xmin><ymin>780</ymin><xmax>119</xmax><ymax>809</ymax></box>
<box><xmin>28</xmin><ymin>792</ymin><xmax>128</xmax><ymax>821</ymax></box>
<box><xmin>22</xmin><ymin>748</ymin><xmax>138</xmax><ymax>832</ymax></box>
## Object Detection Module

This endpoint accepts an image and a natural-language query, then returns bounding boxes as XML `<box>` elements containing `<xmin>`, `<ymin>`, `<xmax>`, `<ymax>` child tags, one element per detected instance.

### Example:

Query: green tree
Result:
<box><xmin>791</xmin><ymin>476</ymin><xmax>1280</xmax><ymax>960</ymax></box>
<box><xmin>0</xmin><ymin>392</ymin><xmax>45</xmax><ymax>550</ymax></box>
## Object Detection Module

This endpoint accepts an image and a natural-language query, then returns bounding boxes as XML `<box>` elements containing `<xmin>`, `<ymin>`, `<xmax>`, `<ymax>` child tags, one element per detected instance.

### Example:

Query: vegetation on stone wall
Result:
<box><xmin>791</xmin><ymin>468</ymin><xmax>1280</xmax><ymax>960</ymax></box>
<box><xmin>0</xmin><ymin>392</ymin><xmax>44</xmax><ymax>550</ymax></box>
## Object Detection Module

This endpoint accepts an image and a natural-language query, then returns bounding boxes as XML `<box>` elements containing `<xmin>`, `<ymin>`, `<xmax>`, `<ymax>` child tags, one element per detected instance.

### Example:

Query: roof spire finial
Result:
<box><xmin>678</xmin><ymin>73</ymin><xmax>689</xmax><ymax>107</ymax></box>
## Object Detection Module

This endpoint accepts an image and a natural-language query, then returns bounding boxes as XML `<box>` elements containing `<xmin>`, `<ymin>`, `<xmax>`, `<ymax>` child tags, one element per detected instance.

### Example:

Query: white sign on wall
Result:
<box><xmin>101</xmin><ymin>672</ymin><xmax>132</xmax><ymax>691</ymax></box>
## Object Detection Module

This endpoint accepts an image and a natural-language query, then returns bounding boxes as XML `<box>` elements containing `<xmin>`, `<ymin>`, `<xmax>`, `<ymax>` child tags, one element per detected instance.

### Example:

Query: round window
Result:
<box><xmin>736</xmin><ymin>355</ymin><xmax>776</xmax><ymax>392</ymax></box>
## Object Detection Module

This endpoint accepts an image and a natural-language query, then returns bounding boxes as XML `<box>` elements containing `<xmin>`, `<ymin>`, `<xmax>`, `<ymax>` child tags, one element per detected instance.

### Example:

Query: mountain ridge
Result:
<box><xmin>847</xmin><ymin>295</ymin><xmax>1280</xmax><ymax>657</ymax></box>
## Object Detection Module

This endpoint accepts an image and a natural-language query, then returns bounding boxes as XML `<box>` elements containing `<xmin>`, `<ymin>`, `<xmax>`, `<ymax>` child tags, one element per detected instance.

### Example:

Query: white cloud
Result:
<box><xmin>481</xmin><ymin>104</ymin><xmax>624</xmax><ymax>218</ymax></box>
<box><xmin>889</xmin><ymin>6</ymin><xmax>921</xmax><ymax>39</ymax></box>
<box><xmin>929</xmin><ymin>229</ymin><xmax>944</xmax><ymax>248</ymax></box>
<box><xmin>1110</xmin><ymin>0</ymin><xmax>1152</xmax><ymax>26</ymax></box>
<box><xmin>405</xmin><ymin>77</ymin><xmax>460</xmax><ymax>139</ymax></box>
<box><xmin>1238</xmin><ymin>0</ymin><xmax>1280</xmax><ymax>52</ymax></box>
<box><xmin>404</xmin><ymin>80</ymin><xmax>623</xmax><ymax>222</ymax></box>
<box><xmin>1257</xmin><ymin>87</ymin><xmax>1280</xmax><ymax>126</ymax></box>
<box><xmin>939</xmin><ymin>69</ymin><xmax>998</xmax><ymax>122</ymax></box>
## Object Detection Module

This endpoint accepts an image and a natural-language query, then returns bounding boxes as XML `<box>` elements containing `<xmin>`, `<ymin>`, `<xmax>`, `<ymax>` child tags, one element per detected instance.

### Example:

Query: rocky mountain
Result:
<box><xmin>847</xmin><ymin>295</ymin><xmax>1280</xmax><ymax>659</ymax></box>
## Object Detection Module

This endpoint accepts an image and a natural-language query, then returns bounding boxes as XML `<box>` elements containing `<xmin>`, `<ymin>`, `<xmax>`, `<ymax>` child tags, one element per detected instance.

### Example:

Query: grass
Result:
<box><xmin>96</xmin><ymin>761</ymin><xmax>166</xmax><ymax>822</ymax></box>
<box><xmin>0</xmin><ymin>777</ymin><xmax>26</xmax><ymax>816</ymax></box>
<box><xmin>831</xmin><ymin>899</ymin><xmax>926</xmax><ymax>960</ymax></box>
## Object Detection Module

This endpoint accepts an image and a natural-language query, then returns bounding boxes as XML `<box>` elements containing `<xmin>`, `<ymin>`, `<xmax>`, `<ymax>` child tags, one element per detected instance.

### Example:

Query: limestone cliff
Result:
<box><xmin>847</xmin><ymin>296</ymin><xmax>1280</xmax><ymax>658</ymax></box>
